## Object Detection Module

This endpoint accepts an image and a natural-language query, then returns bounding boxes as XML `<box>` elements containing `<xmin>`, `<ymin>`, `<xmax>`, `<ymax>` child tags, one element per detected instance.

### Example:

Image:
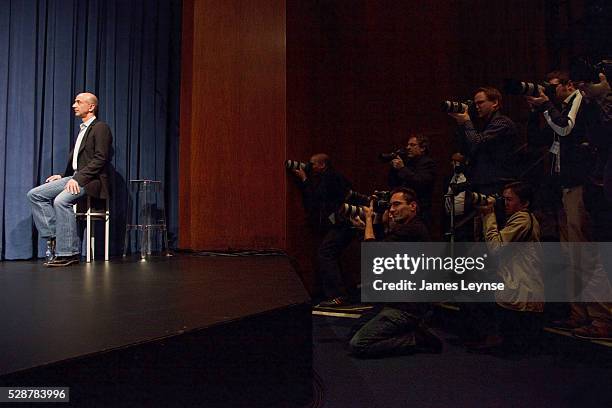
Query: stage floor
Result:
<box><xmin>0</xmin><ymin>254</ymin><xmax>310</xmax><ymax>376</ymax></box>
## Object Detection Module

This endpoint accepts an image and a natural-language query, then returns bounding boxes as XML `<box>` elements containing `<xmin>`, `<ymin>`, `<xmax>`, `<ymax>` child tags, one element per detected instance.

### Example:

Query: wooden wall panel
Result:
<box><xmin>179</xmin><ymin>0</ymin><xmax>286</xmax><ymax>250</ymax></box>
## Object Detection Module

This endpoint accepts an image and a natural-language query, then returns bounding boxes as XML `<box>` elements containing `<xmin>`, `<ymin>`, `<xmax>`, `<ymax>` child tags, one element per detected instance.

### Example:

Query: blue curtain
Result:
<box><xmin>0</xmin><ymin>0</ymin><xmax>181</xmax><ymax>260</ymax></box>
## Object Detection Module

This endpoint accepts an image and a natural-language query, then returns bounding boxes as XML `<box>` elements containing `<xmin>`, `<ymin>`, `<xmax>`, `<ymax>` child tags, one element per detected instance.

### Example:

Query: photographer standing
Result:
<box><xmin>448</xmin><ymin>87</ymin><xmax>519</xmax><ymax>242</ymax></box>
<box><xmin>388</xmin><ymin>133</ymin><xmax>437</xmax><ymax>226</ymax></box>
<box><xmin>293</xmin><ymin>153</ymin><xmax>356</xmax><ymax>308</ymax></box>
<box><xmin>526</xmin><ymin>71</ymin><xmax>612</xmax><ymax>340</ymax></box>
<box><xmin>449</xmin><ymin>87</ymin><xmax>518</xmax><ymax>196</ymax></box>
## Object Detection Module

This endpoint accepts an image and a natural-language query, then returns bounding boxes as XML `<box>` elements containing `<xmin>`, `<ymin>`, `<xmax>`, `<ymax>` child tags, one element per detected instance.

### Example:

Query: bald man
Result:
<box><xmin>293</xmin><ymin>153</ymin><xmax>356</xmax><ymax>307</ymax></box>
<box><xmin>27</xmin><ymin>92</ymin><xmax>113</xmax><ymax>266</ymax></box>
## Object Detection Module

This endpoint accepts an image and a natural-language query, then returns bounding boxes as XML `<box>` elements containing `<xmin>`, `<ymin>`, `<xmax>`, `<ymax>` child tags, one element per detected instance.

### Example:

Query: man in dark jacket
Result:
<box><xmin>27</xmin><ymin>92</ymin><xmax>112</xmax><ymax>267</ymax></box>
<box><xmin>388</xmin><ymin>133</ymin><xmax>437</xmax><ymax>226</ymax></box>
<box><xmin>449</xmin><ymin>87</ymin><xmax>519</xmax><ymax>240</ymax></box>
<box><xmin>293</xmin><ymin>153</ymin><xmax>355</xmax><ymax>307</ymax></box>
<box><xmin>449</xmin><ymin>87</ymin><xmax>518</xmax><ymax>196</ymax></box>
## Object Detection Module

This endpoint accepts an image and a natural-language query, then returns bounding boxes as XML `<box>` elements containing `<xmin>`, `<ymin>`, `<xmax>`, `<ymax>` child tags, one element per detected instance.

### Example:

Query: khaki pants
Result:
<box><xmin>559</xmin><ymin>186</ymin><xmax>612</xmax><ymax>326</ymax></box>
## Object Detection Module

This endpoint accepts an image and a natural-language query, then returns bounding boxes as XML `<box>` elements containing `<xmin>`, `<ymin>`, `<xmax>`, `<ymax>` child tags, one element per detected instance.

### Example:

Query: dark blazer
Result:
<box><xmin>388</xmin><ymin>154</ymin><xmax>437</xmax><ymax>215</ymax></box>
<box><xmin>63</xmin><ymin>119</ymin><xmax>113</xmax><ymax>199</ymax></box>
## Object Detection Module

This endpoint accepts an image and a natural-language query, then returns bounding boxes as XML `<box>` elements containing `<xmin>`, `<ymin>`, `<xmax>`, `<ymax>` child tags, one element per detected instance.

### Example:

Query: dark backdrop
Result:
<box><xmin>285</xmin><ymin>0</ymin><xmax>552</xmax><ymax>292</ymax></box>
<box><xmin>284</xmin><ymin>0</ymin><xmax>612</xmax><ymax>293</ymax></box>
<box><xmin>0</xmin><ymin>0</ymin><xmax>181</xmax><ymax>260</ymax></box>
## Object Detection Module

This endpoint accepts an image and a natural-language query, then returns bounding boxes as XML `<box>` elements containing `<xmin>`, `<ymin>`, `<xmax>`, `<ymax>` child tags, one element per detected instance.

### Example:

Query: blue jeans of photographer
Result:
<box><xmin>27</xmin><ymin>176</ymin><xmax>87</xmax><ymax>257</ymax></box>
<box><xmin>349</xmin><ymin>307</ymin><xmax>420</xmax><ymax>357</ymax></box>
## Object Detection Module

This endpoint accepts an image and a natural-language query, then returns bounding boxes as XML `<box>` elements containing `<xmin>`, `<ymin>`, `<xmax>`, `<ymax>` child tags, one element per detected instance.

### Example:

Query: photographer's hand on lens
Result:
<box><xmin>362</xmin><ymin>201</ymin><xmax>375</xmax><ymax>220</ymax></box>
<box><xmin>478</xmin><ymin>196</ymin><xmax>496</xmax><ymax>215</ymax></box>
<box><xmin>293</xmin><ymin>168</ymin><xmax>307</xmax><ymax>182</ymax></box>
<box><xmin>391</xmin><ymin>157</ymin><xmax>405</xmax><ymax>169</ymax></box>
<box><xmin>448</xmin><ymin>111</ymin><xmax>470</xmax><ymax>124</ymax></box>
<box><xmin>525</xmin><ymin>89</ymin><xmax>549</xmax><ymax>107</ymax></box>
<box><xmin>363</xmin><ymin>201</ymin><xmax>377</xmax><ymax>241</ymax></box>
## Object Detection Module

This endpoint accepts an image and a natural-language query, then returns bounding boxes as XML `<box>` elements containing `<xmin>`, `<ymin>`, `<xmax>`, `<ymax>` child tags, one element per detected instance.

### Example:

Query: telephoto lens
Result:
<box><xmin>345</xmin><ymin>190</ymin><xmax>370</xmax><ymax>206</ymax></box>
<box><xmin>338</xmin><ymin>203</ymin><xmax>365</xmax><ymax>219</ymax></box>
<box><xmin>468</xmin><ymin>192</ymin><xmax>503</xmax><ymax>212</ymax></box>
<box><xmin>503</xmin><ymin>79</ymin><xmax>545</xmax><ymax>97</ymax></box>
<box><xmin>285</xmin><ymin>160</ymin><xmax>307</xmax><ymax>171</ymax></box>
<box><xmin>441</xmin><ymin>100</ymin><xmax>471</xmax><ymax>113</ymax></box>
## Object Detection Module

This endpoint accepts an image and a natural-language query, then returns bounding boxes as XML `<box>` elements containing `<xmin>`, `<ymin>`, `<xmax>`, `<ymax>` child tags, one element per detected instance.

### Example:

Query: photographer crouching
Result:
<box><xmin>467</xmin><ymin>182</ymin><xmax>545</xmax><ymax>351</ymax></box>
<box><xmin>347</xmin><ymin>188</ymin><xmax>442</xmax><ymax>357</ymax></box>
<box><xmin>290</xmin><ymin>153</ymin><xmax>357</xmax><ymax>308</ymax></box>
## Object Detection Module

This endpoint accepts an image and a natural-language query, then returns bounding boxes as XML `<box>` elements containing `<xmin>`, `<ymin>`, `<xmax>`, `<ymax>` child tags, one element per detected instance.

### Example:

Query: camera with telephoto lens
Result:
<box><xmin>449</xmin><ymin>183</ymin><xmax>503</xmax><ymax>212</ymax></box>
<box><xmin>339</xmin><ymin>190</ymin><xmax>392</xmax><ymax>218</ymax></box>
<box><xmin>285</xmin><ymin>160</ymin><xmax>312</xmax><ymax>173</ymax></box>
<box><xmin>441</xmin><ymin>100</ymin><xmax>473</xmax><ymax>113</ymax></box>
<box><xmin>346</xmin><ymin>190</ymin><xmax>391</xmax><ymax>211</ymax></box>
<box><xmin>378</xmin><ymin>148</ymin><xmax>407</xmax><ymax>163</ymax></box>
<box><xmin>338</xmin><ymin>203</ymin><xmax>366</xmax><ymax>219</ymax></box>
<box><xmin>469</xmin><ymin>191</ymin><xmax>504</xmax><ymax>214</ymax></box>
<box><xmin>503</xmin><ymin>79</ymin><xmax>557</xmax><ymax>98</ymax></box>
<box><xmin>469</xmin><ymin>191</ymin><xmax>499</xmax><ymax>207</ymax></box>
<box><xmin>570</xmin><ymin>56</ymin><xmax>612</xmax><ymax>83</ymax></box>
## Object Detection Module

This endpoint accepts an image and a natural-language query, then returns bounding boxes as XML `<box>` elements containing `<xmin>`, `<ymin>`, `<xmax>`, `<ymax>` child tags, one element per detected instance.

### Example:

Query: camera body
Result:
<box><xmin>378</xmin><ymin>148</ymin><xmax>407</xmax><ymax>163</ymax></box>
<box><xmin>371</xmin><ymin>190</ymin><xmax>391</xmax><ymax>213</ymax></box>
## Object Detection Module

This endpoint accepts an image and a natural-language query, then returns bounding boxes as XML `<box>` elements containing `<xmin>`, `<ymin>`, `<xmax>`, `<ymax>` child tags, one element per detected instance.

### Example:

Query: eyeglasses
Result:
<box><xmin>549</xmin><ymin>80</ymin><xmax>568</xmax><ymax>88</ymax></box>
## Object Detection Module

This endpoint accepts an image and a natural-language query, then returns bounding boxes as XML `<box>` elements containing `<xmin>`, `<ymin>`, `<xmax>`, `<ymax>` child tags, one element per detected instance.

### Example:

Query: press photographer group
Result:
<box><xmin>286</xmin><ymin>56</ymin><xmax>612</xmax><ymax>356</ymax></box>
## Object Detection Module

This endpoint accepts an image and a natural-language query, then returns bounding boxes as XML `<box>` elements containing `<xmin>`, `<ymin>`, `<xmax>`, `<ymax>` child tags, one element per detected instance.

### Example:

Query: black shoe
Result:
<box><xmin>46</xmin><ymin>255</ymin><xmax>80</xmax><ymax>267</ymax></box>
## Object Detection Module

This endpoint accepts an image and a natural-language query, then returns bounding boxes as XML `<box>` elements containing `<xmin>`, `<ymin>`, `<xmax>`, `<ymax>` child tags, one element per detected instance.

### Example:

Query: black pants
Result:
<box><xmin>317</xmin><ymin>226</ymin><xmax>355</xmax><ymax>298</ymax></box>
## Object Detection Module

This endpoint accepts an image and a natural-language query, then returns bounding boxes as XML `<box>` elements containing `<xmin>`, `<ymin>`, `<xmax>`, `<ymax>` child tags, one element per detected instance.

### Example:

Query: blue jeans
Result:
<box><xmin>27</xmin><ymin>177</ymin><xmax>87</xmax><ymax>256</ymax></box>
<box><xmin>348</xmin><ymin>307</ymin><xmax>420</xmax><ymax>357</ymax></box>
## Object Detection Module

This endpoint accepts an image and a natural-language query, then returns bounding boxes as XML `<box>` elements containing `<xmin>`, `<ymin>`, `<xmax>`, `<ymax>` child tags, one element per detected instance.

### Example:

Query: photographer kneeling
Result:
<box><xmin>348</xmin><ymin>188</ymin><xmax>442</xmax><ymax>357</ymax></box>
<box><xmin>471</xmin><ymin>181</ymin><xmax>544</xmax><ymax>351</ymax></box>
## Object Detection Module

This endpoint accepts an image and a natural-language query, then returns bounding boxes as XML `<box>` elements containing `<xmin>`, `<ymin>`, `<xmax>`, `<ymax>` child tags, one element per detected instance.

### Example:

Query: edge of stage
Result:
<box><xmin>0</xmin><ymin>254</ymin><xmax>313</xmax><ymax>407</ymax></box>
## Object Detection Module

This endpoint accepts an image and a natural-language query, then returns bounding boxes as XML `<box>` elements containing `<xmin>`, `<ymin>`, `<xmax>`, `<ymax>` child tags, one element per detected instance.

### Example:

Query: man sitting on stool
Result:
<box><xmin>27</xmin><ymin>92</ymin><xmax>112</xmax><ymax>267</ymax></box>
